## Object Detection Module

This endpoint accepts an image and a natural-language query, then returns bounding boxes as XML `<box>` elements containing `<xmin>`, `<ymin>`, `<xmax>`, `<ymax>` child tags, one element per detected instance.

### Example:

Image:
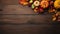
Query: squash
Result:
<box><xmin>29</xmin><ymin>0</ymin><xmax>33</xmax><ymax>3</ymax></box>
<box><xmin>54</xmin><ymin>0</ymin><xmax>60</xmax><ymax>8</ymax></box>
<box><xmin>19</xmin><ymin>0</ymin><xmax>28</xmax><ymax>6</ymax></box>
<box><xmin>33</xmin><ymin>0</ymin><xmax>40</xmax><ymax>6</ymax></box>
<box><xmin>40</xmin><ymin>0</ymin><xmax>49</xmax><ymax>8</ymax></box>
<box><xmin>31</xmin><ymin>4</ymin><xmax>35</xmax><ymax>9</ymax></box>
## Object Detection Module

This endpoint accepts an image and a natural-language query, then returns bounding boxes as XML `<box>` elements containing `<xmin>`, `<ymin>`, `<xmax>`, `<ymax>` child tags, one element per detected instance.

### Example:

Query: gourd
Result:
<box><xmin>29</xmin><ymin>0</ymin><xmax>33</xmax><ymax>3</ymax></box>
<box><xmin>33</xmin><ymin>0</ymin><xmax>40</xmax><ymax>6</ymax></box>
<box><xmin>19</xmin><ymin>0</ymin><xmax>28</xmax><ymax>6</ymax></box>
<box><xmin>31</xmin><ymin>4</ymin><xmax>35</xmax><ymax>9</ymax></box>
<box><xmin>54</xmin><ymin>0</ymin><xmax>60</xmax><ymax>8</ymax></box>
<box><xmin>40</xmin><ymin>0</ymin><xmax>49</xmax><ymax>8</ymax></box>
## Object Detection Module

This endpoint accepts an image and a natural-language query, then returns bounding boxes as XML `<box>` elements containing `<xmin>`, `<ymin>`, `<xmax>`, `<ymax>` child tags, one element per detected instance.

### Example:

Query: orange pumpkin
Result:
<box><xmin>40</xmin><ymin>0</ymin><xmax>49</xmax><ymax>8</ymax></box>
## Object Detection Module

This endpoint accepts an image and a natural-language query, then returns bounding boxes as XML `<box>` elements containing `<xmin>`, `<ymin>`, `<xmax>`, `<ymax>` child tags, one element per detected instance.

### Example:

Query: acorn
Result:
<box><xmin>52</xmin><ymin>14</ymin><xmax>56</xmax><ymax>21</ymax></box>
<box><xmin>34</xmin><ymin>7</ymin><xmax>39</xmax><ymax>13</ymax></box>
<box><xmin>52</xmin><ymin>17</ymin><xmax>56</xmax><ymax>21</ymax></box>
<box><xmin>55</xmin><ymin>12</ymin><xmax>60</xmax><ymax>16</ymax></box>
<box><xmin>52</xmin><ymin>12</ymin><xmax>60</xmax><ymax>21</ymax></box>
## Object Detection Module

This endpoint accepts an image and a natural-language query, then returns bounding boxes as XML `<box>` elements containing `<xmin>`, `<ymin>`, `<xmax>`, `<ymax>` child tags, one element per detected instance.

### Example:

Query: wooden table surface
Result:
<box><xmin>0</xmin><ymin>0</ymin><xmax>60</xmax><ymax>34</ymax></box>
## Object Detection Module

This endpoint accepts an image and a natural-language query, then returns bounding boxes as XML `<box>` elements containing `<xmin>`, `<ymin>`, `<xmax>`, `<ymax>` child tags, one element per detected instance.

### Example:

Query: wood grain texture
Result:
<box><xmin>1</xmin><ymin>0</ymin><xmax>18</xmax><ymax>5</ymax></box>
<box><xmin>0</xmin><ymin>0</ymin><xmax>60</xmax><ymax>34</ymax></box>
<box><xmin>0</xmin><ymin>15</ymin><xmax>51</xmax><ymax>24</ymax></box>
<box><xmin>0</xmin><ymin>24</ymin><xmax>52</xmax><ymax>34</ymax></box>
<box><xmin>0</xmin><ymin>0</ymin><xmax>54</xmax><ymax>34</ymax></box>
<box><xmin>2</xmin><ymin>5</ymin><xmax>36</xmax><ymax>14</ymax></box>
<box><xmin>0</xmin><ymin>5</ymin><xmax>52</xmax><ymax>24</ymax></box>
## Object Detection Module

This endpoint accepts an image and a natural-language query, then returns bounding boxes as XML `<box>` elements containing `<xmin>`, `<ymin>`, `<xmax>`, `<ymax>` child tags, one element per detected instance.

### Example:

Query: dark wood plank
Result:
<box><xmin>0</xmin><ymin>24</ymin><xmax>52</xmax><ymax>34</ymax></box>
<box><xmin>0</xmin><ymin>15</ymin><xmax>51</xmax><ymax>24</ymax></box>
<box><xmin>2</xmin><ymin>5</ymin><xmax>36</xmax><ymax>14</ymax></box>
<box><xmin>1</xmin><ymin>0</ymin><xmax>18</xmax><ymax>5</ymax></box>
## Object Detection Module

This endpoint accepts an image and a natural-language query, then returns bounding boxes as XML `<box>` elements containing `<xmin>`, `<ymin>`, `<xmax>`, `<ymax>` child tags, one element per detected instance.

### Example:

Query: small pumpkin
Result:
<box><xmin>52</xmin><ymin>14</ymin><xmax>57</xmax><ymax>21</ymax></box>
<box><xmin>40</xmin><ymin>0</ymin><xmax>49</xmax><ymax>8</ymax></box>
<box><xmin>54</xmin><ymin>0</ymin><xmax>60</xmax><ymax>8</ymax></box>
<box><xmin>33</xmin><ymin>0</ymin><xmax>40</xmax><ymax>6</ymax></box>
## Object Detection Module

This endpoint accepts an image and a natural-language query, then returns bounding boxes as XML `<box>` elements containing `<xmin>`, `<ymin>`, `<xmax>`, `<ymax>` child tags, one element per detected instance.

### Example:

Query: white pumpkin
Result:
<box><xmin>33</xmin><ymin>1</ymin><xmax>40</xmax><ymax>6</ymax></box>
